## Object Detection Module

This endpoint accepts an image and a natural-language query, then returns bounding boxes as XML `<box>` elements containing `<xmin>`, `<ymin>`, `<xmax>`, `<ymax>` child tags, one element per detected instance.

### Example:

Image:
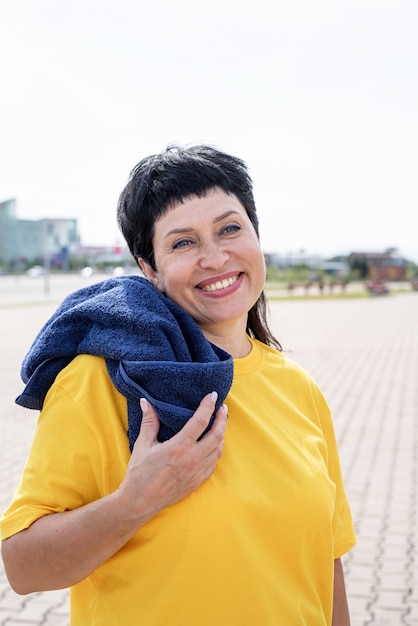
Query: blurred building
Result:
<box><xmin>0</xmin><ymin>199</ymin><xmax>18</xmax><ymax>265</ymax></box>
<box><xmin>265</xmin><ymin>251</ymin><xmax>349</xmax><ymax>276</ymax></box>
<box><xmin>0</xmin><ymin>199</ymin><xmax>80</xmax><ymax>269</ymax></box>
<box><xmin>348</xmin><ymin>249</ymin><xmax>408</xmax><ymax>281</ymax></box>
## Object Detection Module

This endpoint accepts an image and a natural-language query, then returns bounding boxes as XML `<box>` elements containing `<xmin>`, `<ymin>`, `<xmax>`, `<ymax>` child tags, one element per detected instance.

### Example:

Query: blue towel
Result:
<box><xmin>16</xmin><ymin>276</ymin><xmax>234</xmax><ymax>450</ymax></box>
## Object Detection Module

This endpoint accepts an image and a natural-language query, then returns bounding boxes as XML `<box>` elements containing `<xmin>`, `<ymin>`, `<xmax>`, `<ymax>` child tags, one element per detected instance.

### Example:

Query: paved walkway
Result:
<box><xmin>0</xmin><ymin>275</ymin><xmax>417</xmax><ymax>625</ymax></box>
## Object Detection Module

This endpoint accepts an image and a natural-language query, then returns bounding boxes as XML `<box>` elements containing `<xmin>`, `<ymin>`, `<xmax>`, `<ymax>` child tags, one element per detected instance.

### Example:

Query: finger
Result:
<box><xmin>194</xmin><ymin>406</ymin><xmax>228</xmax><ymax>469</ymax></box>
<box><xmin>198</xmin><ymin>403</ymin><xmax>228</xmax><ymax>448</ymax></box>
<box><xmin>176</xmin><ymin>391</ymin><xmax>219</xmax><ymax>443</ymax></box>
<box><xmin>135</xmin><ymin>398</ymin><xmax>160</xmax><ymax>446</ymax></box>
<box><xmin>213</xmin><ymin>402</ymin><xmax>228</xmax><ymax>426</ymax></box>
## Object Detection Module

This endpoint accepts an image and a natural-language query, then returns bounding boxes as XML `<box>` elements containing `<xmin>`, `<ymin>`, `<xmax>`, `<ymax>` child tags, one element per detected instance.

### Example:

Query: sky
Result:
<box><xmin>1</xmin><ymin>0</ymin><xmax>417</xmax><ymax>262</ymax></box>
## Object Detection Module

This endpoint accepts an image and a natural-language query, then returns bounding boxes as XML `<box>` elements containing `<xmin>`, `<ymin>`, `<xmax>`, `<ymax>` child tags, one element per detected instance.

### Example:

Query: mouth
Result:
<box><xmin>198</xmin><ymin>274</ymin><xmax>240</xmax><ymax>293</ymax></box>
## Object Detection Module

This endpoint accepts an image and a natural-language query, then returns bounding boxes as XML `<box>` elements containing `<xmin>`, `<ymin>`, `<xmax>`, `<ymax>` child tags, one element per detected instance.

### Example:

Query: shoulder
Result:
<box><xmin>46</xmin><ymin>354</ymin><xmax>128</xmax><ymax>435</ymax></box>
<box><xmin>55</xmin><ymin>354</ymin><xmax>121</xmax><ymax>398</ymax></box>
<box><xmin>251</xmin><ymin>338</ymin><xmax>318</xmax><ymax>384</ymax></box>
<box><xmin>249</xmin><ymin>338</ymin><xmax>332</xmax><ymax>421</ymax></box>
<box><xmin>57</xmin><ymin>352</ymin><xmax>109</xmax><ymax>379</ymax></box>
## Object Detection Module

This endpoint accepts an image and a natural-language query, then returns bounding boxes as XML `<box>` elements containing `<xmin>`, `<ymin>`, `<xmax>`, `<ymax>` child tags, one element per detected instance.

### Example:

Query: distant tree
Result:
<box><xmin>348</xmin><ymin>254</ymin><xmax>368</xmax><ymax>278</ymax></box>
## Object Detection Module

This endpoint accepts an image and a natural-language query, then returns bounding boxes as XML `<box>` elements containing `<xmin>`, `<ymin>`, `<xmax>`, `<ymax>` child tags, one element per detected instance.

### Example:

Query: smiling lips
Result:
<box><xmin>199</xmin><ymin>274</ymin><xmax>239</xmax><ymax>293</ymax></box>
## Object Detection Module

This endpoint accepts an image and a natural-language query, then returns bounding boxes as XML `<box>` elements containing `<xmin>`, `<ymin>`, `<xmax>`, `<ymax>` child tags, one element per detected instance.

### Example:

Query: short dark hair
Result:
<box><xmin>117</xmin><ymin>145</ymin><xmax>281</xmax><ymax>350</ymax></box>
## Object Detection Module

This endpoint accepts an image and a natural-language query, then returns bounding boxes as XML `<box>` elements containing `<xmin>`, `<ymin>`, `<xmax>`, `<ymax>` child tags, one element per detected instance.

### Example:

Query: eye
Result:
<box><xmin>220</xmin><ymin>223</ymin><xmax>241</xmax><ymax>236</ymax></box>
<box><xmin>172</xmin><ymin>238</ymin><xmax>193</xmax><ymax>250</ymax></box>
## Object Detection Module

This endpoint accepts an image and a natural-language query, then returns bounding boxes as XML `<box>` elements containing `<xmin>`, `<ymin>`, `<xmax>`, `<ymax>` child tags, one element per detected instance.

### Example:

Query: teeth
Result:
<box><xmin>201</xmin><ymin>275</ymin><xmax>238</xmax><ymax>292</ymax></box>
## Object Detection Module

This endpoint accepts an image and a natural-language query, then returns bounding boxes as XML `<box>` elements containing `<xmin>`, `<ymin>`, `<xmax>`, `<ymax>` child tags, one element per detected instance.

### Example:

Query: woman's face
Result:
<box><xmin>139</xmin><ymin>188</ymin><xmax>265</xmax><ymax>338</ymax></box>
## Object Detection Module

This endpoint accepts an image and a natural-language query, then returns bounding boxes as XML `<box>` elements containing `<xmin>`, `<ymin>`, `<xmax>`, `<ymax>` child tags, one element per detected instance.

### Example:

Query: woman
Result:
<box><xmin>1</xmin><ymin>145</ymin><xmax>356</xmax><ymax>625</ymax></box>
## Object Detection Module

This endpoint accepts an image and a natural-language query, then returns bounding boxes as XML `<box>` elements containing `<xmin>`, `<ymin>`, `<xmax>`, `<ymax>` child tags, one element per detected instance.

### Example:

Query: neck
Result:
<box><xmin>200</xmin><ymin>321</ymin><xmax>252</xmax><ymax>358</ymax></box>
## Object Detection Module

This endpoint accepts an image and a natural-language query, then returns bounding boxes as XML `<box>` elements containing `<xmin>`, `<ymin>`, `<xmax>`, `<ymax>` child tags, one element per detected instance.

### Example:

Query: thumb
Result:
<box><xmin>137</xmin><ymin>397</ymin><xmax>160</xmax><ymax>445</ymax></box>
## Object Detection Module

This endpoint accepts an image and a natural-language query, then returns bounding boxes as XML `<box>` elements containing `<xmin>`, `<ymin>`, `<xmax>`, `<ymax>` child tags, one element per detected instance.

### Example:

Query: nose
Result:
<box><xmin>199</xmin><ymin>240</ymin><xmax>229</xmax><ymax>270</ymax></box>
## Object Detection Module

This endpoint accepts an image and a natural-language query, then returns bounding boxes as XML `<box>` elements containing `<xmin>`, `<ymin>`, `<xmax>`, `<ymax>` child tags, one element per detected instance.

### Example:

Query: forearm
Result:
<box><xmin>332</xmin><ymin>558</ymin><xmax>350</xmax><ymax>626</ymax></box>
<box><xmin>1</xmin><ymin>489</ymin><xmax>152</xmax><ymax>594</ymax></box>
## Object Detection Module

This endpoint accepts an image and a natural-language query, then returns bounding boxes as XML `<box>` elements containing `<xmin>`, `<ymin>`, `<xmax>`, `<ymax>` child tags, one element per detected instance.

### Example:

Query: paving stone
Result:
<box><xmin>1</xmin><ymin>283</ymin><xmax>417</xmax><ymax>624</ymax></box>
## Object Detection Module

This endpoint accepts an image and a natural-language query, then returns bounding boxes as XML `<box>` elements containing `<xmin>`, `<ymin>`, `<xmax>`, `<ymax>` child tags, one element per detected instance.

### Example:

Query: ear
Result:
<box><xmin>138</xmin><ymin>259</ymin><xmax>162</xmax><ymax>290</ymax></box>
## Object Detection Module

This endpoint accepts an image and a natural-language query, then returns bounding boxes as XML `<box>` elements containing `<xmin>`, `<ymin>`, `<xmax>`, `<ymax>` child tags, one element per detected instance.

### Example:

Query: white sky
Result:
<box><xmin>1</xmin><ymin>0</ymin><xmax>417</xmax><ymax>261</ymax></box>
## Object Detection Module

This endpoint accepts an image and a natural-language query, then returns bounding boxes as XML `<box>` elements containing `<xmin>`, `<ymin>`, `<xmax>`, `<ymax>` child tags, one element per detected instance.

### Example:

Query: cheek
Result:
<box><xmin>250</xmin><ymin>243</ymin><xmax>266</xmax><ymax>273</ymax></box>
<box><xmin>154</xmin><ymin>262</ymin><xmax>184</xmax><ymax>296</ymax></box>
<box><xmin>252</xmin><ymin>249</ymin><xmax>267</xmax><ymax>290</ymax></box>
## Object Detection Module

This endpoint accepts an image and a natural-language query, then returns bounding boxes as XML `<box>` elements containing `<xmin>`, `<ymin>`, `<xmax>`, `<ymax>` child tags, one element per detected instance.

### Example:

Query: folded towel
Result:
<box><xmin>16</xmin><ymin>276</ymin><xmax>234</xmax><ymax>450</ymax></box>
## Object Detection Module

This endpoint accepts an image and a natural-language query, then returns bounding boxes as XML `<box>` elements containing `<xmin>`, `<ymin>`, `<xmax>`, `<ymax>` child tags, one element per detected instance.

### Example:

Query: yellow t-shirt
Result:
<box><xmin>1</xmin><ymin>338</ymin><xmax>356</xmax><ymax>625</ymax></box>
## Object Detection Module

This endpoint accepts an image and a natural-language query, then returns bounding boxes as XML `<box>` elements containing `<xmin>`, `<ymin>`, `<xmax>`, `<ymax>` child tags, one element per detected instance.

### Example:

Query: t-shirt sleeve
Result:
<box><xmin>1</xmin><ymin>378</ymin><xmax>108</xmax><ymax>540</ymax></box>
<box><xmin>310</xmin><ymin>381</ymin><xmax>357</xmax><ymax>558</ymax></box>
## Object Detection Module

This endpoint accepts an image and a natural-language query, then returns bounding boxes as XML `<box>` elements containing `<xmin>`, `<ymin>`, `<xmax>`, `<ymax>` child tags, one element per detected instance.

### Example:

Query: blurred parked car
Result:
<box><xmin>80</xmin><ymin>266</ymin><xmax>94</xmax><ymax>278</ymax></box>
<box><xmin>26</xmin><ymin>265</ymin><xmax>45</xmax><ymax>278</ymax></box>
<box><xmin>366</xmin><ymin>279</ymin><xmax>389</xmax><ymax>295</ymax></box>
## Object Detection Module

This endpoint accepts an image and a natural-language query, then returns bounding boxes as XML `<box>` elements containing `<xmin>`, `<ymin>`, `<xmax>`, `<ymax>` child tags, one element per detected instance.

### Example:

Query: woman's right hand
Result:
<box><xmin>117</xmin><ymin>392</ymin><xmax>228</xmax><ymax>523</ymax></box>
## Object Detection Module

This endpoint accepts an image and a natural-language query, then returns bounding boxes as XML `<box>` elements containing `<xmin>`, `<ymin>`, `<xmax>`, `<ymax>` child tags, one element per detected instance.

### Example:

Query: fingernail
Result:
<box><xmin>222</xmin><ymin>403</ymin><xmax>228</xmax><ymax>416</ymax></box>
<box><xmin>210</xmin><ymin>391</ymin><xmax>218</xmax><ymax>403</ymax></box>
<box><xmin>140</xmin><ymin>397</ymin><xmax>149</xmax><ymax>412</ymax></box>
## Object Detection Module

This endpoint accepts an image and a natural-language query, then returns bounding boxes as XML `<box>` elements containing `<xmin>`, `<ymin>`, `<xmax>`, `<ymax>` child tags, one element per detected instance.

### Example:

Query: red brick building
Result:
<box><xmin>348</xmin><ymin>249</ymin><xmax>407</xmax><ymax>281</ymax></box>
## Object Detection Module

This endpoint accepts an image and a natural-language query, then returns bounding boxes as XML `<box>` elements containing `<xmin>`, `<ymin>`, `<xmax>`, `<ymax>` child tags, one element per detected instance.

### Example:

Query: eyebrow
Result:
<box><xmin>164</xmin><ymin>210</ymin><xmax>241</xmax><ymax>239</ymax></box>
